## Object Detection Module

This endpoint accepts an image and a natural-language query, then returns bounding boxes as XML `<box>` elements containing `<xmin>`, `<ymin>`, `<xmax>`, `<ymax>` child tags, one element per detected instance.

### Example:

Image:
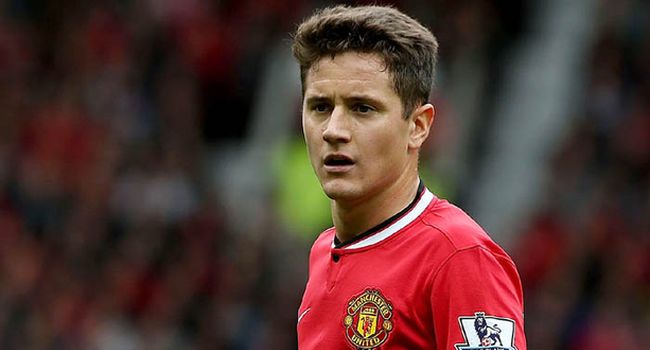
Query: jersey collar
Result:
<box><xmin>332</xmin><ymin>182</ymin><xmax>435</xmax><ymax>250</ymax></box>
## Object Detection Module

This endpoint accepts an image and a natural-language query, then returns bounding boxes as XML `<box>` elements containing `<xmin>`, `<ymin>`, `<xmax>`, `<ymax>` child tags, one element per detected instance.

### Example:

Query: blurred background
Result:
<box><xmin>0</xmin><ymin>0</ymin><xmax>648</xmax><ymax>348</ymax></box>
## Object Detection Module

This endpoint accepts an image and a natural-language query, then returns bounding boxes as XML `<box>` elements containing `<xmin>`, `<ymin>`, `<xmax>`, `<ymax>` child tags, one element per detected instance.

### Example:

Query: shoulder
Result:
<box><xmin>405</xmin><ymin>197</ymin><xmax>517</xmax><ymax>278</ymax></box>
<box><xmin>308</xmin><ymin>227</ymin><xmax>335</xmax><ymax>256</ymax></box>
<box><xmin>421</xmin><ymin>198</ymin><xmax>502</xmax><ymax>253</ymax></box>
<box><xmin>418</xmin><ymin>198</ymin><xmax>521</xmax><ymax>286</ymax></box>
<box><xmin>304</xmin><ymin>227</ymin><xmax>336</xmax><ymax>275</ymax></box>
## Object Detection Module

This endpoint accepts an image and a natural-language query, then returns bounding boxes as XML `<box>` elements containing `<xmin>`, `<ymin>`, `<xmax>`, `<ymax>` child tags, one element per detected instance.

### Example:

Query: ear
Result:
<box><xmin>408</xmin><ymin>103</ymin><xmax>435</xmax><ymax>150</ymax></box>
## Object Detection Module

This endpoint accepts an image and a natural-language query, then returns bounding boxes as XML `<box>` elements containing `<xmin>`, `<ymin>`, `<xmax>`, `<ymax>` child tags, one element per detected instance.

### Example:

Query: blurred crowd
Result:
<box><xmin>513</xmin><ymin>0</ymin><xmax>650</xmax><ymax>348</ymax></box>
<box><xmin>0</xmin><ymin>0</ymin><xmax>308</xmax><ymax>348</ymax></box>
<box><xmin>0</xmin><ymin>0</ymin><xmax>647</xmax><ymax>349</ymax></box>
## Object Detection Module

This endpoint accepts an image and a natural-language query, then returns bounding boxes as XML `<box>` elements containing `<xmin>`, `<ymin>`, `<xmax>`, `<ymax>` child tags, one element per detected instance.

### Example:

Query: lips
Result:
<box><xmin>323</xmin><ymin>153</ymin><xmax>355</xmax><ymax>172</ymax></box>
<box><xmin>324</xmin><ymin>154</ymin><xmax>355</xmax><ymax>166</ymax></box>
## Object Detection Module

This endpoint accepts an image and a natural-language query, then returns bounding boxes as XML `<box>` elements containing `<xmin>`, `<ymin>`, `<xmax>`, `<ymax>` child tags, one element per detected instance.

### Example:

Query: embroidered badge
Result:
<box><xmin>343</xmin><ymin>289</ymin><xmax>393</xmax><ymax>349</ymax></box>
<box><xmin>455</xmin><ymin>312</ymin><xmax>517</xmax><ymax>350</ymax></box>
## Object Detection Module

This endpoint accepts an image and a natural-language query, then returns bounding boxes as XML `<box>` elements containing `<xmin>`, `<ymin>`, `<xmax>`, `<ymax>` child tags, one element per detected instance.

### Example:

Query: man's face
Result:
<box><xmin>302</xmin><ymin>52</ymin><xmax>413</xmax><ymax>203</ymax></box>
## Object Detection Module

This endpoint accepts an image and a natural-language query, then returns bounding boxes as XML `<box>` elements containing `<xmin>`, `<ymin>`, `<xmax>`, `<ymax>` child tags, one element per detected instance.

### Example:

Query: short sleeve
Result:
<box><xmin>430</xmin><ymin>246</ymin><xmax>526</xmax><ymax>350</ymax></box>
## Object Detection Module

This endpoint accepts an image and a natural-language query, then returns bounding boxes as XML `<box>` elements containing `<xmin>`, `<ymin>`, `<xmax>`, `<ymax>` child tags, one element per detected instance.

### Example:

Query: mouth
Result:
<box><xmin>323</xmin><ymin>154</ymin><xmax>355</xmax><ymax>172</ymax></box>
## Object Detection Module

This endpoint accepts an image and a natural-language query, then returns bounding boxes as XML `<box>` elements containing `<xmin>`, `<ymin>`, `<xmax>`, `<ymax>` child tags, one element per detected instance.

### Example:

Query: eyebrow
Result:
<box><xmin>304</xmin><ymin>94</ymin><xmax>385</xmax><ymax>109</ymax></box>
<box><xmin>345</xmin><ymin>95</ymin><xmax>381</xmax><ymax>104</ymax></box>
<box><xmin>304</xmin><ymin>95</ymin><xmax>331</xmax><ymax>105</ymax></box>
<box><xmin>344</xmin><ymin>95</ymin><xmax>386</xmax><ymax>110</ymax></box>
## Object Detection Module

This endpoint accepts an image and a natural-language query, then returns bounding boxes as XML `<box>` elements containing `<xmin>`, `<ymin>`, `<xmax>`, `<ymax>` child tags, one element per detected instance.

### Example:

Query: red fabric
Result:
<box><xmin>297</xmin><ymin>194</ymin><xmax>526</xmax><ymax>349</ymax></box>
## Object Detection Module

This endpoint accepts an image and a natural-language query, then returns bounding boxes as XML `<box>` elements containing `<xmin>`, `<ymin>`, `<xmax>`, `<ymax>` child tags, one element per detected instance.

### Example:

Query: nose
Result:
<box><xmin>322</xmin><ymin>107</ymin><xmax>351</xmax><ymax>144</ymax></box>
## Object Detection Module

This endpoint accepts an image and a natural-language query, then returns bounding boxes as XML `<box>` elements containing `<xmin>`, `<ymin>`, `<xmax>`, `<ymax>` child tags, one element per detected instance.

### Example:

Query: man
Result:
<box><xmin>292</xmin><ymin>5</ymin><xmax>526</xmax><ymax>350</ymax></box>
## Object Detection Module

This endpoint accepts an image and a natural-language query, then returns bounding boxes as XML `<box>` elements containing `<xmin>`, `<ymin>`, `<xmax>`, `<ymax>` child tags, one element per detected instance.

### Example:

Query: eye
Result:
<box><xmin>311</xmin><ymin>103</ymin><xmax>331</xmax><ymax>113</ymax></box>
<box><xmin>353</xmin><ymin>104</ymin><xmax>375</xmax><ymax>114</ymax></box>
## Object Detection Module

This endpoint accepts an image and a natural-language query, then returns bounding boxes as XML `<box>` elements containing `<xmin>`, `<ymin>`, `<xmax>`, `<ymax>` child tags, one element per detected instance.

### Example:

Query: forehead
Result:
<box><xmin>304</xmin><ymin>52</ymin><xmax>396</xmax><ymax>96</ymax></box>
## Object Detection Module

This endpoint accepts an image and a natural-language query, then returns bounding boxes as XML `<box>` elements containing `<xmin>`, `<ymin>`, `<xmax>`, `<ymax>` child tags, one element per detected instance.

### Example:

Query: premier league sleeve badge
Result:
<box><xmin>454</xmin><ymin>312</ymin><xmax>517</xmax><ymax>350</ymax></box>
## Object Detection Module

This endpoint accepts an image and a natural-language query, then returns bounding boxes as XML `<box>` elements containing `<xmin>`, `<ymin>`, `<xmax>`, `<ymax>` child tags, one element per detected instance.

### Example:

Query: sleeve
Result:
<box><xmin>430</xmin><ymin>246</ymin><xmax>527</xmax><ymax>350</ymax></box>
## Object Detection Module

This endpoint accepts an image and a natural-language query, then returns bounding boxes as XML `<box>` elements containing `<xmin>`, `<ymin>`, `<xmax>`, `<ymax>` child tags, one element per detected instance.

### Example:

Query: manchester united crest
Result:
<box><xmin>343</xmin><ymin>289</ymin><xmax>393</xmax><ymax>349</ymax></box>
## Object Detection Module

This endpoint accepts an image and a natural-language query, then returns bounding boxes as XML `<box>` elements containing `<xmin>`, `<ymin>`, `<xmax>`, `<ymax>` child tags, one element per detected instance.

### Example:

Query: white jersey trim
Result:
<box><xmin>338</xmin><ymin>189</ymin><xmax>434</xmax><ymax>250</ymax></box>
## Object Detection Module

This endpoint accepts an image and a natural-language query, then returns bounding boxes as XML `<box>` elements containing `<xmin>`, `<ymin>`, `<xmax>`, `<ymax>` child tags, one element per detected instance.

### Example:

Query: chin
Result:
<box><xmin>321</xmin><ymin>179</ymin><xmax>362</xmax><ymax>201</ymax></box>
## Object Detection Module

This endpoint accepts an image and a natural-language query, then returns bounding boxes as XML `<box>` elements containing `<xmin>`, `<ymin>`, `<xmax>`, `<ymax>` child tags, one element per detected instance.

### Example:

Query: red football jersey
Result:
<box><xmin>297</xmin><ymin>186</ymin><xmax>526</xmax><ymax>349</ymax></box>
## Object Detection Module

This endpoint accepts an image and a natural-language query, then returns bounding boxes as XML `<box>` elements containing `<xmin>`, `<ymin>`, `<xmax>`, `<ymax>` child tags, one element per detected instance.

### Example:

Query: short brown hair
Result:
<box><xmin>292</xmin><ymin>5</ymin><xmax>438</xmax><ymax>117</ymax></box>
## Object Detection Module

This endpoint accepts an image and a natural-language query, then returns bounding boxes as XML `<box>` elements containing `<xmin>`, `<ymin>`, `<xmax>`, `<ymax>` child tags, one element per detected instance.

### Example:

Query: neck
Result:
<box><xmin>331</xmin><ymin>172</ymin><xmax>420</xmax><ymax>243</ymax></box>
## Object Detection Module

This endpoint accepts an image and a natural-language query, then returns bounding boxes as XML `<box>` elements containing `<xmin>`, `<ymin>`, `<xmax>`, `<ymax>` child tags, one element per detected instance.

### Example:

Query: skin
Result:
<box><xmin>302</xmin><ymin>52</ymin><xmax>435</xmax><ymax>242</ymax></box>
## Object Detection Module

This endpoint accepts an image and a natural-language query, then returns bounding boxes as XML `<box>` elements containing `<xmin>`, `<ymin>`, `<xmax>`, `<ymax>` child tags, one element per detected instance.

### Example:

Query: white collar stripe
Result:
<box><xmin>343</xmin><ymin>189</ymin><xmax>434</xmax><ymax>250</ymax></box>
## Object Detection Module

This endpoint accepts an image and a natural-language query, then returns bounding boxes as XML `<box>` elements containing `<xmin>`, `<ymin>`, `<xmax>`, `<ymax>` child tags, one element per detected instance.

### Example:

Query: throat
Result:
<box><xmin>333</xmin><ymin>180</ymin><xmax>424</xmax><ymax>247</ymax></box>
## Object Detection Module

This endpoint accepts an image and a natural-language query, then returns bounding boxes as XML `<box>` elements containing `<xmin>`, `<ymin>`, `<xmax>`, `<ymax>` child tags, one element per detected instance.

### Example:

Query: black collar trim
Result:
<box><xmin>333</xmin><ymin>181</ymin><xmax>425</xmax><ymax>249</ymax></box>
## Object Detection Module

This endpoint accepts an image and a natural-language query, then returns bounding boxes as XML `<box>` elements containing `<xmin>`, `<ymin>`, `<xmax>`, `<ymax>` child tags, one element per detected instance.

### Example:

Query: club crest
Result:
<box><xmin>455</xmin><ymin>312</ymin><xmax>517</xmax><ymax>350</ymax></box>
<box><xmin>343</xmin><ymin>289</ymin><xmax>393</xmax><ymax>349</ymax></box>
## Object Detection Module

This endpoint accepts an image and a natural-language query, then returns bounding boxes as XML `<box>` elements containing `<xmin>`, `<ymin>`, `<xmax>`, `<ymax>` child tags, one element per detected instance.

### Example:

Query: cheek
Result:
<box><xmin>365</xmin><ymin>129</ymin><xmax>407</xmax><ymax>166</ymax></box>
<box><xmin>302</xmin><ymin>122</ymin><xmax>321</xmax><ymax>161</ymax></box>
<box><xmin>302</xmin><ymin>119</ymin><xmax>315</xmax><ymax>144</ymax></box>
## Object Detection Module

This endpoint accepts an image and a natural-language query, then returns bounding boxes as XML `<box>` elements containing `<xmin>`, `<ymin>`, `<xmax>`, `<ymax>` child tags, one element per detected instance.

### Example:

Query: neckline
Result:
<box><xmin>332</xmin><ymin>181</ymin><xmax>431</xmax><ymax>250</ymax></box>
